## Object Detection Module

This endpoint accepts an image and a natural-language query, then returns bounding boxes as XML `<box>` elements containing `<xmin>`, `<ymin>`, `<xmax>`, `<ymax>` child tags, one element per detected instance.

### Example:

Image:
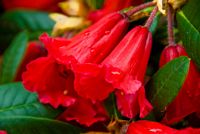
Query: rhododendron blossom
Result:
<box><xmin>74</xmin><ymin>26</ymin><xmax>153</xmax><ymax>118</ymax></box>
<box><xmin>23</xmin><ymin>12</ymin><xmax>129</xmax><ymax>107</ymax></box>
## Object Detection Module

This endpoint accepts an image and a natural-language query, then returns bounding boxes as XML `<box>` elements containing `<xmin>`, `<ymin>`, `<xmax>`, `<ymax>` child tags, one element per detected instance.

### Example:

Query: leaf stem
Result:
<box><xmin>125</xmin><ymin>1</ymin><xmax>156</xmax><ymax>16</ymax></box>
<box><xmin>167</xmin><ymin>5</ymin><xmax>175</xmax><ymax>45</ymax></box>
<box><xmin>145</xmin><ymin>6</ymin><xmax>158</xmax><ymax>29</ymax></box>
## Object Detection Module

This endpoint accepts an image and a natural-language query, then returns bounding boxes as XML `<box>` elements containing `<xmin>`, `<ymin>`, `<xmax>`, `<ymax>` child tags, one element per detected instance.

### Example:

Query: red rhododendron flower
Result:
<box><xmin>88</xmin><ymin>0</ymin><xmax>144</xmax><ymax>23</ymax></box>
<box><xmin>22</xmin><ymin>12</ymin><xmax>129</xmax><ymax>108</ymax></box>
<box><xmin>23</xmin><ymin>57</ymin><xmax>77</xmax><ymax>108</ymax></box>
<box><xmin>59</xmin><ymin>98</ymin><xmax>108</xmax><ymax>127</ymax></box>
<box><xmin>159</xmin><ymin>45</ymin><xmax>200</xmax><ymax>124</ymax></box>
<box><xmin>74</xmin><ymin>26</ymin><xmax>152</xmax><ymax>118</ymax></box>
<box><xmin>2</xmin><ymin>0</ymin><xmax>62</xmax><ymax>11</ymax></box>
<box><xmin>22</xmin><ymin>36</ymin><xmax>76</xmax><ymax>108</ymax></box>
<box><xmin>15</xmin><ymin>41</ymin><xmax>47</xmax><ymax>81</ymax></box>
<box><xmin>126</xmin><ymin>120</ymin><xmax>200</xmax><ymax>134</ymax></box>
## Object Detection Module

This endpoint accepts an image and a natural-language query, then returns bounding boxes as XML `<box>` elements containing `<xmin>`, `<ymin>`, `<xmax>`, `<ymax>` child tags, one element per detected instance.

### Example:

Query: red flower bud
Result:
<box><xmin>126</xmin><ymin>120</ymin><xmax>200</xmax><ymax>134</ymax></box>
<box><xmin>159</xmin><ymin>45</ymin><xmax>200</xmax><ymax>124</ymax></box>
<box><xmin>74</xmin><ymin>26</ymin><xmax>152</xmax><ymax>118</ymax></box>
<box><xmin>22</xmin><ymin>12</ymin><xmax>129</xmax><ymax>108</ymax></box>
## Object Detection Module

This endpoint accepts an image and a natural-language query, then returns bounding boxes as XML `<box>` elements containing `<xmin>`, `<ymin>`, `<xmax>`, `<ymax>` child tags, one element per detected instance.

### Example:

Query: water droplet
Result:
<box><xmin>149</xmin><ymin>128</ymin><xmax>162</xmax><ymax>133</ymax></box>
<box><xmin>90</xmin><ymin>49</ymin><xmax>95</xmax><ymax>53</ymax></box>
<box><xmin>84</xmin><ymin>32</ymin><xmax>90</xmax><ymax>36</ymax></box>
<box><xmin>120</xmin><ymin>91</ymin><xmax>124</xmax><ymax>96</ymax></box>
<box><xmin>111</xmin><ymin>71</ymin><xmax>121</xmax><ymax>75</ymax></box>
<box><xmin>105</xmin><ymin>31</ymin><xmax>110</xmax><ymax>34</ymax></box>
<box><xmin>63</xmin><ymin>90</ymin><xmax>68</xmax><ymax>95</ymax></box>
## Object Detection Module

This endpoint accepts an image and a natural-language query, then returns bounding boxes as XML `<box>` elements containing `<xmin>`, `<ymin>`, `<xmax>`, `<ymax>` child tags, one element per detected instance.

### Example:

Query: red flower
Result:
<box><xmin>88</xmin><ymin>0</ymin><xmax>144</xmax><ymax>23</ymax></box>
<box><xmin>59</xmin><ymin>98</ymin><xmax>108</xmax><ymax>127</ymax></box>
<box><xmin>22</xmin><ymin>36</ymin><xmax>76</xmax><ymax>108</ymax></box>
<box><xmin>74</xmin><ymin>26</ymin><xmax>152</xmax><ymax>118</ymax></box>
<box><xmin>126</xmin><ymin>120</ymin><xmax>200</xmax><ymax>134</ymax></box>
<box><xmin>2</xmin><ymin>0</ymin><xmax>62</xmax><ymax>11</ymax></box>
<box><xmin>22</xmin><ymin>12</ymin><xmax>129</xmax><ymax>108</ymax></box>
<box><xmin>0</xmin><ymin>131</ymin><xmax>7</xmax><ymax>134</ymax></box>
<box><xmin>159</xmin><ymin>45</ymin><xmax>200</xmax><ymax>124</ymax></box>
<box><xmin>15</xmin><ymin>41</ymin><xmax>47</xmax><ymax>81</ymax></box>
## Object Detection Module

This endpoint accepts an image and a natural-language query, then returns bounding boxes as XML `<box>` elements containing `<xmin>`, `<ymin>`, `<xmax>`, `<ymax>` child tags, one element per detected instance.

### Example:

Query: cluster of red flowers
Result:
<box><xmin>4</xmin><ymin>0</ymin><xmax>200</xmax><ymax>133</ymax></box>
<box><xmin>22</xmin><ymin>11</ymin><xmax>153</xmax><ymax>126</ymax></box>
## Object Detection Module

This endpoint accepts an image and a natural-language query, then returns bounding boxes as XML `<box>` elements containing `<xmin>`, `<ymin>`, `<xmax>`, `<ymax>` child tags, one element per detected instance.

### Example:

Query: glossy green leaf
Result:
<box><xmin>0</xmin><ymin>83</ymin><xmax>81</xmax><ymax>133</ymax></box>
<box><xmin>0</xmin><ymin>116</ymin><xmax>81</xmax><ymax>134</ymax></box>
<box><xmin>147</xmin><ymin>56</ymin><xmax>190</xmax><ymax>118</ymax></box>
<box><xmin>0</xmin><ymin>10</ymin><xmax>54</xmax><ymax>51</ymax></box>
<box><xmin>177</xmin><ymin>0</ymin><xmax>200</xmax><ymax>68</ymax></box>
<box><xmin>0</xmin><ymin>82</ymin><xmax>61</xmax><ymax>118</ymax></box>
<box><xmin>0</xmin><ymin>10</ymin><xmax>54</xmax><ymax>32</ymax></box>
<box><xmin>0</xmin><ymin>32</ymin><xmax>28</xmax><ymax>84</ymax></box>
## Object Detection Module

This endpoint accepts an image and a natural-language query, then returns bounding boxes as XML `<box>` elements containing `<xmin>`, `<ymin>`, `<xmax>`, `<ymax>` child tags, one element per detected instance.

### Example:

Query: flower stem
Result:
<box><xmin>125</xmin><ymin>1</ymin><xmax>156</xmax><ymax>16</ymax></box>
<box><xmin>167</xmin><ymin>5</ymin><xmax>175</xmax><ymax>45</ymax></box>
<box><xmin>145</xmin><ymin>6</ymin><xmax>158</xmax><ymax>29</ymax></box>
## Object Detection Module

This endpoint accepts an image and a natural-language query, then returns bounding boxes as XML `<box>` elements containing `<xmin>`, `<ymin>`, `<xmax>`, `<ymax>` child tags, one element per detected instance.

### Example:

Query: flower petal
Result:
<box><xmin>60</xmin><ymin>99</ymin><xmax>108</xmax><ymax>127</ymax></box>
<box><xmin>22</xmin><ymin>57</ymin><xmax>76</xmax><ymax>108</ymax></box>
<box><xmin>115</xmin><ymin>86</ymin><xmax>152</xmax><ymax>118</ymax></box>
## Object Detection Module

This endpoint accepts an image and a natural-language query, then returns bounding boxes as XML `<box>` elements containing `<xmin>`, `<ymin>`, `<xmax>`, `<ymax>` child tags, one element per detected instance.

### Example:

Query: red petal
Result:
<box><xmin>115</xmin><ymin>86</ymin><xmax>152</xmax><ymax>118</ymax></box>
<box><xmin>15</xmin><ymin>41</ymin><xmax>47</xmax><ymax>81</ymax></box>
<box><xmin>22</xmin><ymin>57</ymin><xmax>76</xmax><ymax>108</ymax></box>
<box><xmin>74</xmin><ymin>63</ymin><xmax>115</xmax><ymax>101</ymax></box>
<box><xmin>162</xmin><ymin>87</ymin><xmax>196</xmax><ymax>124</ymax></box>
<box><xmin>127</xmin><ymin>120</ymin><xmax>176</xmax><ymax>134</ymax></box>
<box><xmin>60</xmin><ymin>99</ymin><xmax>108</xmax><ymax>127</ymax></box>
<box><xmin>0</xmin><ymin>131</ymin><xmax>7</xmax><ymax>134</ymax></box>
<box><xmin>39</xmin><ymin>33</ymin><xmax>71</xmax><ymax>63</ymax></box>
<box><xmin>127</xmin><ymin>120</ymin><xmax>200</xmax><ymax>134</ymax></box>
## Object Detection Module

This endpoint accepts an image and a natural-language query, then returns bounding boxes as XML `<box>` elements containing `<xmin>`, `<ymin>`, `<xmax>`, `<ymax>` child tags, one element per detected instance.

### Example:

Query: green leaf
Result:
<box><xmin>0</xmin><ymin>10</ymin><xmax>54</xmax><ymax>32</ymax></box>
<box><xmin>0</xmin><ymin>83</ymin><xmax>81</xmax><ymax>133</ymax></box>
<box><xmin>86</xmin><ymin>0</ymin><xmax>104</xmax><ymax>9</ymax></box>
<box><xmin>149</xmin><ymin>13</ymin><xmax>161</xmax><ymax>35</ymax></box>
<box><xmin>147</xmin><ymin>56</ymin><xmax>190</xmax><ymax>119</ymax></box>
<box><xmin>0</xmin><ymin>82</ymin><xmax>61</xmax><ymax>118</ymax></box>
<box><xmin>0</xmin><ymin>116</ymin><xmax>81</xmax><ymax>134</ymax></box>
<box><xmin>0</xmin><ymin>10</ymin><xmax>54</xmax><ymax>51</ymax></box>
<box><xmin>176</xmin><ymin>0</ymin><xmax>200</xmax><ymax>68</ymax></box>
<box><xmin>104</xmin><ymin>93</ymin><xmax>121</xmax><ymax>119</ymax></box>
<box><xmin>0</xmin><ymin>31</ymin><xmax>28</xmax><ymax>84</ymax></box>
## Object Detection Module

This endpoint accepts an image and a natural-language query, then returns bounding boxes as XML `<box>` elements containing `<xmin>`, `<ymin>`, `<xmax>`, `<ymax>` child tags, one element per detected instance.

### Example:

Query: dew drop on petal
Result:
<box><xmin>105</xmin><ymin>31</ymin><xmax>110</xmax><ymax>34</ymax></box>
<box><xmin>148</xmin><ymin>128</ymin><xmax>162</xmax><ymax>133</ymax></box>
<box><xmin>63</xmin><ymin>90</ymin><xmax>68</xmax><ymax>95</ymax></box>
<box><xmin>111</xmin><ymin>71</ymin><xmax>121</xmax><ymax>75</ymax></box>
<box><xmin>84</xmin><ymin>32</ymin><xmax>90</xmax><ymax>36</ymax></box>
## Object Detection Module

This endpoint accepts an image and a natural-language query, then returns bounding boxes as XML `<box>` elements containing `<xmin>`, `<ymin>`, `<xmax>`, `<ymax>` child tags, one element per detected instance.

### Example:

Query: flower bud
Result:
<box><xmin>159</xmin><ymin>45</ymin><xmax>200</xmax><ymax>124</ymax></box>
